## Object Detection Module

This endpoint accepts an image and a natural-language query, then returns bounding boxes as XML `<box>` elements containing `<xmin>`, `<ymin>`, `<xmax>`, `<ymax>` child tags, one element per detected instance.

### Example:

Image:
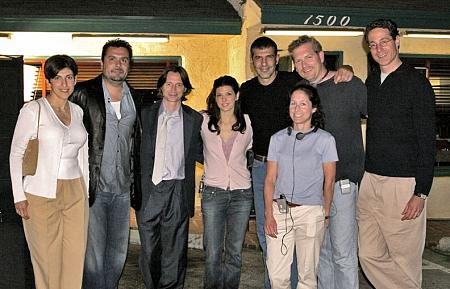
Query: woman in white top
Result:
<box><xmin>10</xmin><ymin>55</ymin><xmax>88</xmax><ymax>289</ymax></box>
<box><xmin>201</xmin><ymin>76</ymin><xmax>253</xmax><ymax>289</ymax></box>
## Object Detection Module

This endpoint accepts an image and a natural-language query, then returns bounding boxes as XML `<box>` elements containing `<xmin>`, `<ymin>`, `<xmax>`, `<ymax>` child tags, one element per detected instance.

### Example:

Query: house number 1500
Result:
<box><xmin>304</xmin><ymin>15</ymin><xmax>351</xmax><ymax>27</ymax></box>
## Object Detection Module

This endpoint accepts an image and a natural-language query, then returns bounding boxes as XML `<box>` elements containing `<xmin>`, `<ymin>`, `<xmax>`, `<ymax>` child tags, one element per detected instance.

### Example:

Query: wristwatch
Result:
<box><xmin>414</xmin><ymin>192</ymin><xmax>427</xmax><ymax>200</ymax></box>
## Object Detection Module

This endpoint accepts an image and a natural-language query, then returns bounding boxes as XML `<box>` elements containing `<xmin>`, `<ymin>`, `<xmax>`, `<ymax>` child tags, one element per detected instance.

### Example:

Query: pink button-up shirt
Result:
<box><xmin>201</xmin><ymin>113</ymin><xmax>253</xmax><ymax>190</ymax></box>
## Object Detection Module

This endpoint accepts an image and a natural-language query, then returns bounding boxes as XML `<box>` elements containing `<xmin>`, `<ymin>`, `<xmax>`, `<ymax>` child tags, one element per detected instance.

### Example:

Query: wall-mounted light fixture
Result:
<box><xmin>72</xmin><ymin>33</ymin><xmax>169</xmax><ymax>43</ymax></box>
<box><xmin>264</xmin><ymin>29</ymin><xmax>364</xmax><ymax>37</ymax></box>
<box><xmin>404</xmin><ymin>31</ymin><xmax>450</xmax><ymax>39</ymax></box>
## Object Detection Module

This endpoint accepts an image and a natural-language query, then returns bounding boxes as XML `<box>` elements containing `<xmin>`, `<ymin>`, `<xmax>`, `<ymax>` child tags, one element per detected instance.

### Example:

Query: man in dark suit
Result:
<box><xmin>136</xmin><ymin>65</ymin><xmax>203</xmax><ymax>289</ymax></box>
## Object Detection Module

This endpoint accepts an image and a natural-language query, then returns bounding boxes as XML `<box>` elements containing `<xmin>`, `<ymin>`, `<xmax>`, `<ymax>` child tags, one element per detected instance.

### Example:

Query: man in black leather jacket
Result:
<box><xmin>70</xmin><ymin>39</ymin><xmax>142</xmax><ymax>289</ymax></box>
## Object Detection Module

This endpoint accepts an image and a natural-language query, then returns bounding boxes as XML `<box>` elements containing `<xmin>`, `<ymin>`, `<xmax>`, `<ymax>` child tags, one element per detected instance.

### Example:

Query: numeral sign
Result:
<box><xmin>304</xmin><ymin>15</ymin><xmax>351</xmax><ymax>27</ymax></box>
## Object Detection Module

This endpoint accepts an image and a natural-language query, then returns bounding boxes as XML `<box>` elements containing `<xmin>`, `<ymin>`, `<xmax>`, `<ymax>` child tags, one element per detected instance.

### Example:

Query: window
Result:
<box><xmin>400</xmin><ymin>56</ymin><xmax>450</xmax><ymax>138</ymax></box>
<box><xmin>399</xmin><ymin>56</ymin><xmax>450</xmax><ymax>167</ymax></box>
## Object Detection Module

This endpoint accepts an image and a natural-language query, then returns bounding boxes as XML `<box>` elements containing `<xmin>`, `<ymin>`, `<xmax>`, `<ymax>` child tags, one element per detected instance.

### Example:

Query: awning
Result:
<box><xmin>256</xmin><ymin>0</ymin><xmax>450</xmax><ymax>31</ymax></box>
<box><xmin>0</xmin><ymin>0</ymin><xmax>242</xmax><ymax>35</ymax></box>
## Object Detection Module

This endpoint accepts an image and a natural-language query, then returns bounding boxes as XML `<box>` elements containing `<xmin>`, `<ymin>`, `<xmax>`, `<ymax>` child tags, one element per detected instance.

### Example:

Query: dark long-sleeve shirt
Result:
<box><xmin>365</xmin><ymin>63</ymin><xmax>436</xmax><ymax>196</ymax></box>
<box><xmin>318</xmin><ymin>76</ymin><xmax>367</xmax><ymax>184</ymax></box>
<box><xmin>240</xmin><ymin>71</ymin><xmax>301</xmax><ymax>156</ymax></box>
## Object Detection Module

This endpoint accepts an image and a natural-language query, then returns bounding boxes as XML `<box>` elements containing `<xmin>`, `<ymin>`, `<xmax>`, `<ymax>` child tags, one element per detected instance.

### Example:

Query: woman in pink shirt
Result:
<box><xmin>201</xmin><ymin>76</ymin><xmax>253</xmax><ymax>289</ymax></box>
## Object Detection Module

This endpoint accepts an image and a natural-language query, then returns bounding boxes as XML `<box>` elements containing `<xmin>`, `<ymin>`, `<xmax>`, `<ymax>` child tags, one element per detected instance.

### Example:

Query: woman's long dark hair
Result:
<box><xmin>206</xmin><ymin>75</ymin><xmax>246</xmax><ymax>134</ymax></box>
<box><xmin>289</xmin><ymin>83</ymin><xmax>325</xmax><ymax>129</ymax></box>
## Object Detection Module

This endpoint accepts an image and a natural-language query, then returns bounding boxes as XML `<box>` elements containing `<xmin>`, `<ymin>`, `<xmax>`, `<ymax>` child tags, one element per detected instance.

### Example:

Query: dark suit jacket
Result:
<box><xmin>136</xmin><ymin>100</ymin><xmax>203</xmax><ymax>217</ymax></box>
<box><xmin>70</xmin><ymin>74</ymin><xmax>142</xmax><ymax>209</ymax></box>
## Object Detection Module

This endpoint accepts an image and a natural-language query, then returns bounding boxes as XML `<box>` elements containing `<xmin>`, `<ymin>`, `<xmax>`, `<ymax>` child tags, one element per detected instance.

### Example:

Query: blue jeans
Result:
<box><xmin>202</xmin><ymin>186</ymin><xmax>253</xmax><ymax>289</ymax></box>
<box><xmin>318</xmin><ymin>181</ymin><xmax>359</xmax><ymax>289</ymax></box>
<box><xmin>82</xmin><ymin>191</ymin><xmax>130</xmax><ymax>289</ymax></box>
<box><xmin>252</xmin><ymin>160</ymin><xmax>298</xmax><ymax>289</ymax></box>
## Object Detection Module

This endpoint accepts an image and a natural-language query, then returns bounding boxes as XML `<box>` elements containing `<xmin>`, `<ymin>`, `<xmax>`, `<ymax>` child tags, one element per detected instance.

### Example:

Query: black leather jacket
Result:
<box><xmin>70</xmin><ymin>74</ymin><xmax>142</xmax><ymax>210</ymax></box>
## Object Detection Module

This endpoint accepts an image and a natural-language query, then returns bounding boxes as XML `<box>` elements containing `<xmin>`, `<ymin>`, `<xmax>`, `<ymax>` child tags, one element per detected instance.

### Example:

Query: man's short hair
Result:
<box><xmin>288</xmin><ymin>35</ymin><xmax>323</xmax><ymax>55</ymax></box>
<box><xmin>157</xmin><ymin>65</ymin><xmax>193</xmax><ymax>101</ymax></box>
<box><xmin>250</xmin><ymin>36</ymin><xmax>278</xmax><ymax>58</ymax></box>
<box><xmin>44</xmin><ymin>54</ymin><xmax>78</xmax><ymax>80</ymax></box>
<box><xmin>364</xmin><ymin>19</ymin><xmax>399</xmax><ymax>44</ymax></box>
<box><xmin>101</xmin><ymin>38</ymin><xmax>133</xmax><ymax>61</ymax></box>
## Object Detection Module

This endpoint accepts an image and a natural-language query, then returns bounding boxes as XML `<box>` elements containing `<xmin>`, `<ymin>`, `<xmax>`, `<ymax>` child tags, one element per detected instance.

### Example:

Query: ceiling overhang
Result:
<box><xmin>0</xmin><ymin>16</ymin><xmax>241</xmax><ymax>35</ymax></box>
<box><xmin>0</xmin><ymin>0</ymin><xmax>242</xmax><ymax>35</ymax></box>
<box><xmin>257</xmin><ymin>1</ymin><xmax>450</xmax><ymax>31</ymax></box>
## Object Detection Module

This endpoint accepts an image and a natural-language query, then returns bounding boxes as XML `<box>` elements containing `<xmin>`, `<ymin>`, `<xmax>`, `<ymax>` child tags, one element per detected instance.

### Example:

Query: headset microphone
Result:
<box><xmin>287</xmin><ymin>126</ymin><xmax>319</xmax><ymax>140</ymax></box>
<box><xmin>296</xmin><ymin>132</ymin><xmax>305</xmax><ymax>141</ymax></box>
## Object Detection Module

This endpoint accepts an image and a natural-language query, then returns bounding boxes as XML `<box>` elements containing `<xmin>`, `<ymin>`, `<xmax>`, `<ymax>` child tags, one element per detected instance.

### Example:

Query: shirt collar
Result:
<box><xmin>159</xmin><ymin>101</ymin><xmax>182</xmax><ymax>118</ymax></box>
<box><xmin>101</xmin><ymin>78</ymin><xmax>131</xmax><ymax>102</ymax></box>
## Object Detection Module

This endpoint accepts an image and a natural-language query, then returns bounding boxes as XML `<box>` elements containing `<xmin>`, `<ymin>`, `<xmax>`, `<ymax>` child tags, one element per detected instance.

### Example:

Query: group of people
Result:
<box><xmin>9</xmin><ymin>18</ymin><xmax>435</xmax><ymax>289</ymax></box>
<box><xmin>242</xmin><ymin>19</ymin><xmax>435</xmax><ymax>289</ymax></box>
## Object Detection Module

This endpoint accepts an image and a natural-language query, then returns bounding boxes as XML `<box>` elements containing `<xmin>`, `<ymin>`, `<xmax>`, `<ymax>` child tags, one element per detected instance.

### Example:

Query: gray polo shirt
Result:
<box><xmin>267</xmin><ymin>127</ymin><xmax>338</xmax><ymax>205</ymax></box>
<box><xmin>98</xmin><ymin>79</ymin><xmax>136</xmax><ymax>194</ymax></box>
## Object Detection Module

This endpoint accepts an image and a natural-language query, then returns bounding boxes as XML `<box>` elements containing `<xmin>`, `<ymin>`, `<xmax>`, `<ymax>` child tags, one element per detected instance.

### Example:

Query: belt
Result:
<box><xmin>273</xmin><ymin>199</ymin><xmax>302</xmax><ymax>208</ymax></box>
<box><xmin>254</xmin><ymin>154</ymin><xmax>267</xmax><ymax>162</ymax></box>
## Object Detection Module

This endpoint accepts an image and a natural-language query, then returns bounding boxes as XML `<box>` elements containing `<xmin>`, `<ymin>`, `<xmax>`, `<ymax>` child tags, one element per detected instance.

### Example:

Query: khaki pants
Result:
<box><xmin>23</xmin><ymin>178</ymin><xmax>88</xmax><ymax>289</ymax></box>
<box><xmin>266</xmin><ymin>203</ymin><xmax>325</xmax><ymax>289</ymax></box>
<box><xmin>357</xmin><ymin>172</ymin><xmax>426</xmax><ymax>289</ymax></box>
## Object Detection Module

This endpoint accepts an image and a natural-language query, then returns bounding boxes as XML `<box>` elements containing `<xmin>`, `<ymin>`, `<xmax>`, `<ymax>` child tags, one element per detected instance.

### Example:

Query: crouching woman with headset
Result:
<box><xmin>264</xmin><ymin>84</ymin><xmax>337</xmax><ymax>289</ymax></box>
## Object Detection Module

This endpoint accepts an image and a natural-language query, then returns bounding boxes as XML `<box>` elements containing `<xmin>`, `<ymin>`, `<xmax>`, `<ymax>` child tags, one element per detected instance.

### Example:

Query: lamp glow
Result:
<box><xmin>404</xmin><ymin>32</ymin><xmax>450</xmax><ymax>39</ymax></box>
<box><xmin>72</xmin><ymin>34</ymin><xmax>169</xmax><ymax>43</ymax></box>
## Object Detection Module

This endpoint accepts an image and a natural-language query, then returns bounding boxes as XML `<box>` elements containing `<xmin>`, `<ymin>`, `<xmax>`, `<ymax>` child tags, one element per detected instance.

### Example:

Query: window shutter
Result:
<box><xmin>24</xmin><ymin>59</ymin><xmax>178</xmax><ymax>95</ymax></box>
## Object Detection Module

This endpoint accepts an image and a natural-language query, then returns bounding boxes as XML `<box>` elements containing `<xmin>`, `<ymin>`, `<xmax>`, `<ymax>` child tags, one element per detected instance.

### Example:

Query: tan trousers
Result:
<box><xmin>357</xmin><ymin>172</ymin><xmax>426</xmax><ymax>289</ymax></box>
<box><xmin>266</xmin><ymin>203</ymin><xmax>325</xmax><ymax>289</ymax></box>
<box><xmin>23</xmin><ymin>178</ymin><xmax>89</xmax><ymax>289</ymax></box>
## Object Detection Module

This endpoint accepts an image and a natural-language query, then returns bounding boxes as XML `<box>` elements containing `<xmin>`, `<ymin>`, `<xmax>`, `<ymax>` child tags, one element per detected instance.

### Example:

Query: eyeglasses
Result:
<box><xmin>368</xmin><ymin>38</ymin><xmax>394</xmax><ymax>50</ymax></box>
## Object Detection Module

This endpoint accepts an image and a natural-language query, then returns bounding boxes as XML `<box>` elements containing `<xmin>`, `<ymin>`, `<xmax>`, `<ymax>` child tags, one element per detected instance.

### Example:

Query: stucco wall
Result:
<box><xmin>132</xmin><ymin>35</ymin><xmax>235</xmax><ymax>111</ymax></box>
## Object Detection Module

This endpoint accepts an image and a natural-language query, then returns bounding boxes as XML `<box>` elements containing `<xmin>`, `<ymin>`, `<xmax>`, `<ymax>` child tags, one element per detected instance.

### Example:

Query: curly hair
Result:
<box><xmin>364</xmin><ymin>19</ymin><xmax>399</xmax><ymax>44</ymax></box>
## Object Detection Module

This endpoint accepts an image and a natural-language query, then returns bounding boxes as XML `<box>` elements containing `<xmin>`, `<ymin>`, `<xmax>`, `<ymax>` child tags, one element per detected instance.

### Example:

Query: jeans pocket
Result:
<box><xmin>201</xmin><ymin>187</ymin><xmax>216</xmax><ymax>202</ymax></box>
<box><xmin>242</xmin><ymin>188</ymin><xmax>254</xmax><ymax>200</ymax></box>
<box><xmin>252</xmin><ymin>159</ymin><xmax>265</xmax><ymax>169</ymax></box>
